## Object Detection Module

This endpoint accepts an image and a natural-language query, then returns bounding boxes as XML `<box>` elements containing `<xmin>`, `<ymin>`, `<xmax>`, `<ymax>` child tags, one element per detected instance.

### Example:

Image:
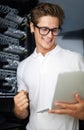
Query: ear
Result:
<box><xmin>30</xmin><ymin>22</ymin><xmax>34</xmax><ymax>33</ymax></box>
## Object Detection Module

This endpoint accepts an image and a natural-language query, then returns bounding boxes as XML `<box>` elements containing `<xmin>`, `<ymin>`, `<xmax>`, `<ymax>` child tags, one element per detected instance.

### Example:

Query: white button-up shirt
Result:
<box><xmin>17</xmin><ymin>45</ymin><xmax>84</xmax><ymax>130</ymax></box>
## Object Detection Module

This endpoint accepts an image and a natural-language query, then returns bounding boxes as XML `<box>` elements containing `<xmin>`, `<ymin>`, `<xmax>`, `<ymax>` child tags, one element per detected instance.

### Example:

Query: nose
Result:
<box><xmin>47</xmin><ymin>30</ymin><xmax>53</xmax><ymax>38</ymax></box>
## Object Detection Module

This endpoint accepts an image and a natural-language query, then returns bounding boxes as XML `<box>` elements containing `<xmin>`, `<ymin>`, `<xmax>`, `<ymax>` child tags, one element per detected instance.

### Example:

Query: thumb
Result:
<box><xmin>74</xmin><ymin>93</ymin><xmax>82</xmax><ymax>103</ymax></box>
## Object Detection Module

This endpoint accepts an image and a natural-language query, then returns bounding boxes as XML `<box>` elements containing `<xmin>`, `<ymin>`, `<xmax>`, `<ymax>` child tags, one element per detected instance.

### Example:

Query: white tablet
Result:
<box><xmin>51</xmin><ymin>71</ymin><xmax>84</xmax><ymax>109</ymax></box>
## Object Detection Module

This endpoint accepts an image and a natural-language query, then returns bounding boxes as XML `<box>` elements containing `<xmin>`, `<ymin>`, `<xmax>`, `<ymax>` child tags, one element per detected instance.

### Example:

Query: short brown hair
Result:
<box><xmin>30</xmin><ymin>2</ymin><xmax>65</xmax><ymax>28</ymax></box>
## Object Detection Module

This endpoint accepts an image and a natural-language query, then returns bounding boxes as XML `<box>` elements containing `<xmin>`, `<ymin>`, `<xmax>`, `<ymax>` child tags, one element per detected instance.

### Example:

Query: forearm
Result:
<box><xmin>14</xmin><ymin>107</ymin><xmax>29</xmax><ymax>119</ymax></box>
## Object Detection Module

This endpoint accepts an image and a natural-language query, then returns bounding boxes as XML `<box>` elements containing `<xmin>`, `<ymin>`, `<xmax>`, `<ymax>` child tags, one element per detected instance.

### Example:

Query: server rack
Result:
<box><xmin>0</xmin><ymin>0</ymin><xmax>38</xmax><ymax>129</ymax></box>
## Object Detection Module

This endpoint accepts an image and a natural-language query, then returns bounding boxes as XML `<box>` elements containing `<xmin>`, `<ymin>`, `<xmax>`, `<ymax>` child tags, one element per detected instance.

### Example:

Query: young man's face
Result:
<box><xmin>30</xmin><ymin>16</ymin><xmax>60</xmax><ymax>55</ymax></box>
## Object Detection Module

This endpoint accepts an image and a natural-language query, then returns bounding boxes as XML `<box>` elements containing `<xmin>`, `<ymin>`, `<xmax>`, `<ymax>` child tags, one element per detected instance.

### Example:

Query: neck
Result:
<box><xmin>36</xmin><ymin>44</ymin><xmax>56</xmax><ymax>56</ymax></box>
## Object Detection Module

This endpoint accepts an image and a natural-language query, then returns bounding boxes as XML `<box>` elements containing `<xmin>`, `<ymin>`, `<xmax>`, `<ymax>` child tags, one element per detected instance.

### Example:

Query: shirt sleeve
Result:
<box><xmin>17</xmin><ymin>61</ymin><xmax>28</xmax><ymax>92</ymax></box>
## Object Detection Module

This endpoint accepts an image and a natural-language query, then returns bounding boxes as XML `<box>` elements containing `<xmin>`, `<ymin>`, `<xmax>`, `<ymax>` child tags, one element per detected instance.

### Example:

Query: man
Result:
<box><xmin>14</xmin><ymin>2</ymin><xmax>84</xmax><ymax>130</ymax></box>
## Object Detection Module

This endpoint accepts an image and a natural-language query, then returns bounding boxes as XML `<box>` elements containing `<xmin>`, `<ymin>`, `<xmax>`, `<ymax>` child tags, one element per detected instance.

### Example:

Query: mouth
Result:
<box><xmin>43</xmin><ymin>37</ymin><xmax>52</xmax><ymax>44</ymax></box>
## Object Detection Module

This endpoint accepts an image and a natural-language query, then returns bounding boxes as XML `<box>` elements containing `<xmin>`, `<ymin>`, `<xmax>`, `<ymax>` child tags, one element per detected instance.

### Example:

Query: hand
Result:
<box><xmin>49</xmin><ymin>93</ymin><xmax>84</xmax><ymax>120</ymax></box>
<box><xmin>14</xmin><ymin>90</ymin><xmax>29</xmax><ymax>119</ymax></box>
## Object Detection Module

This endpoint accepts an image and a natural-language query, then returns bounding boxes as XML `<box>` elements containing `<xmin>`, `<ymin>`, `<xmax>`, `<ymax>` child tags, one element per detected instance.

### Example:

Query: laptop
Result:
<box><xmin>51</xmin><ymin>71</ymin><xmax>84</xmax><ymax>109</ymax></box>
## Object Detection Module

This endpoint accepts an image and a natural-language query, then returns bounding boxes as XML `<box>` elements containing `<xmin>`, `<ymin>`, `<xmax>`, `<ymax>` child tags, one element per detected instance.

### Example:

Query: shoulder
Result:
<box><xmin>57</xmin><ymin>45</ymin><xmax>84</xmax><ymax>62</ymax></box>
<box><xmin>17</xmin><ymin>52</ymin><xmax>34</xmax><ymax>73</ymax></box>
<box><xmin>59</xmin><ymin>46</ymin><xmax>83</xmax><ymax>60</ymax></box>
<box><xmin>60</xmin><ymin>47</ymin><xmax>84</xmax><ymax>69</ymax></box>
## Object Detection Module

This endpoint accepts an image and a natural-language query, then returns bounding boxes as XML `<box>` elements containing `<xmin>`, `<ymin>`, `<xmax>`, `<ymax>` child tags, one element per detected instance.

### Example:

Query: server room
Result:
<box><xmin>0</xmin><ymin>0</ymin><xmax>84</xmax><ymax>129</ymax></box>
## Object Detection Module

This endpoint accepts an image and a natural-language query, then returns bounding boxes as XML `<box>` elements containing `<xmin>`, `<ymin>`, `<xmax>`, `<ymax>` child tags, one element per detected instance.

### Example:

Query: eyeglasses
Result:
<box><xmin>34</xmin><ymin>24</ymin><xmax>61</xmax><ymax>36</ymax></box>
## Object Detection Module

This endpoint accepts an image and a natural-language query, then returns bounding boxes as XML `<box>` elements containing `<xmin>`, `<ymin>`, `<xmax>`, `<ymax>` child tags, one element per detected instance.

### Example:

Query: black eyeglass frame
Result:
<box><xmin>34</xmin><ymin>24</ymin><xmax>61</xmax><ymax>36</ymax></box>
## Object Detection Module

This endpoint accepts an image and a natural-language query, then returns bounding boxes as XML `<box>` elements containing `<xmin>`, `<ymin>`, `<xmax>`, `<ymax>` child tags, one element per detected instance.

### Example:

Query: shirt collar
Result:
<box><xmin>33</xmin><ymin>44</ymin><xmax>61</xmax><ymax>58</ymax></box>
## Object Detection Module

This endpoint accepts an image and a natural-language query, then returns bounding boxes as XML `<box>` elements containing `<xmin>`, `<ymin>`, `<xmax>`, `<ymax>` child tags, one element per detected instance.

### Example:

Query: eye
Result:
<box><xmin>41</xmin><ymin>27</ymin><xmax>48</xmax><ymax>32</ymax></box>
<box><xmin>53</xmin><ymin>28</ymin><xmax>58</xmax><ymax>32</ymax></box>
<box><xmin>53</xmin><ymin>28</ymin><xmax>60</xmax><ymax>34</ymax></box>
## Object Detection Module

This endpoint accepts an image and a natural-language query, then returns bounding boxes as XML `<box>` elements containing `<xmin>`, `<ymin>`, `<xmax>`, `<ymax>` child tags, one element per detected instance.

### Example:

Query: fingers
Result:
<box><xmin>14</xmin><ymin>90</ymin><xmax>29</xmax><ymax>112</ymax></box>
<box><xmin>53</xmin><ymin>102</ymin><xmax>76</xmax><ymax>110</ymax></box>
<box><xmin>48</xmin><ymin>93</ymin><xmax>84</xmax><ymax>119</ymax></box>
<box><xmin>49</xmin><ymin>104</ymin><xmax>84</xmax><ymax>120</ymax></box>
<box><xmin>49</xmin><ymin>101</ymin><xmax>77</xmax><ymax>116</ymax></box>
<box><xmin>48</xmin><ymin>99</ymin><xmax>84</xmax><ymax>119</ymax></box>
<box><xmin>49</xmin><ymin>108</ymin><xmax>73</xmax><ymax>115</ymax></box>
<box><xmin>52</xmin><ymin>92</ymin><xmax>84</xmax><ymax>110</ymax></box>
<box><xmin>74</xmin><ymin>93</ymin><xmax>83</xmax><ymax>103</ymax></box>
<box><xmin>16</xmin><ymin>90</ymin><xmax>28</xmax><ymax>97</ymax></box>
<box><xmin>48</xmin><ymin>101</ymin><xmax>78</xmax><ymax>115</ymax></box>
